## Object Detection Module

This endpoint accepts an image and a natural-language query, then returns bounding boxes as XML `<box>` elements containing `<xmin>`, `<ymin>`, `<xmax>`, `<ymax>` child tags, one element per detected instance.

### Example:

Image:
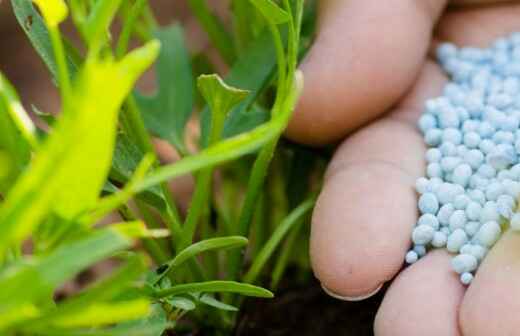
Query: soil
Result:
<box><xmin>235</xmin><ymin>275</ymin><xmax>384</xmax><ymax>336</ymax></box>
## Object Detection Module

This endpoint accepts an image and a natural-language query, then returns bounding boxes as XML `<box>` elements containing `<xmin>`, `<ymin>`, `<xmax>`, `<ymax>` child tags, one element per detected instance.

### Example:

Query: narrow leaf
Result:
<box><xmin>154</xmin><ymin>236</ymin><xmax>248</xmax><ymax>284</ymax></box>
<box><xmin>0</xmin><ymin>227</ymin><xmax>132</xmax><ymax>313</ymax></box>
<box><xmin>11</xmin><ymin>0</ymin><xmax>77</xmax><ymax>80</ymax></box>
<box><xmin>153</xmin><ymin>281</ymin><xmax>274</xmax><ymax>299</ymax></box>
<box><xmin>249</xmin><ymin>0</ymin><xmax>289</xmax><ymax>25</ymax></box>
<box><xmin>167</xmin><ymin>297</ymin><xmax>196</xmax><ymax>311</ymax></box>
<box><xmin>198</xmin><ymin>294</ymin><xmax>238</xmax><ymax>312</ymax></box>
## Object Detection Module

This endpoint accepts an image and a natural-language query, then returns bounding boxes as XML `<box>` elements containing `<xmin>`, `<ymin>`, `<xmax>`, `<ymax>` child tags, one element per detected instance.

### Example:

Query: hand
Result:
<box><xmin>287</xmin><ymin>1</ymin><xmax>520</xmax><ymax>335</ymax></box>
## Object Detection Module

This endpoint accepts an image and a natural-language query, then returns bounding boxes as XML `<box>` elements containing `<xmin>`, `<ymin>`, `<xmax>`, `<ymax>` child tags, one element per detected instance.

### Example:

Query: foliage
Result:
<box><xmin>1</xmin><ymin>0</ymin><xmax>323</xmax><ymax>334</ymax></box>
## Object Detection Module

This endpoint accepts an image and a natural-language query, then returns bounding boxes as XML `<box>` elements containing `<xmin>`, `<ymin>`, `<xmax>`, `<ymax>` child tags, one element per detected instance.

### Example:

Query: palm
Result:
<box><xmin>287</xmin><ymin>2</ymin><xmax>520</xmax><ymax>335</ymax></box>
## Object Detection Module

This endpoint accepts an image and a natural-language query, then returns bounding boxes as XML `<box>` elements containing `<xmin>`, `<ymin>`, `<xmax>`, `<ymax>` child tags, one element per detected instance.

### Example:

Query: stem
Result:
<box><xmin>243</xmin><ymin>195</ymin><xmax>315</xmax><ymax>284</ymax></box>
<box><xmin>180</xmin><ymin>170</ymin><xmax>212</xmax><ymax>250</ymax></box>
<box><xmin>121</xmin><ymin>96</ymin><xmax>183</xmax><ymax>247</ymax></box>
<box><xmin>116</xmin><ymin>0</ymin><xmax>148</xmax><ymax>59</ymax></box>
<box><xmin>48</xmin><ymin>26</ymin><xmax>71</xmax><ymax>103</ymax></box>
<box><xmin>119</xmin><ymin>205</ymin><xmax>169</xmax><ymax>265</ymax></box>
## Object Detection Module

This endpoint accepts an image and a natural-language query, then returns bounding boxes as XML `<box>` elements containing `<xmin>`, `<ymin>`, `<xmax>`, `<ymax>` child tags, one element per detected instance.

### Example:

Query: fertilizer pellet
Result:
<box><xmin>406</xmin><ymin>33</ymin><xmax>520</xmax><ymax>285</ymax></box>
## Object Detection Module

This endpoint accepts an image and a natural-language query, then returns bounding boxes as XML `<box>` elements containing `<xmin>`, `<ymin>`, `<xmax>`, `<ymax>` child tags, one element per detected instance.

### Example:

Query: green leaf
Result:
<box><xmin>110</xmin><ymin>134</ymin><xmax>165</xmax><ymax>210</ymax></box>
<box><xmin>0</xmin><ymin>41</ymin><xmax>159</xmax><ymax>256</ymax></box>
<box><xmin>187</xmin><ymin>0</ymin><xmax>235</xmax><ymax>64</ymax></box>
<box><xmin>198</xmin><ymin>74</ymin><xmax>249</xmax><ymax>145</ymax></box>
<box><xmin>198</xmin><ymin>294</ymin><xmax>238</xmax><ymax>312</ymax></box>
<box><xmin>135</xmin><ymin>69</ymin><xmax>303</xmax><ymax>193</ymax></box>
<box><xmin>153</xmin><ymin>236</ymin><xmax>248</xmax><ymax>284</ymax></box>
<box><xmin>0</xmin><ymin>74</ymin><xmax>32</xmax><ymax>192</ymax></box>
<box><xmin>249</xmin><ymin>0</ymin><xmax>290</xmax><ymax>25</ymax></box>
<box><xmin>50</xmin><ymin>300</ymin><xmax>150</xmax><ymax>328</ymax></box>
<box><xmin>0</xmin><ymin>73</ymin><xmax>37</xmax><ymax>147</ymax></box>
<box><xmin>200</xmin><ymin>30</ymin><xmax>281</xmax><ymax>145</ymax></box>
<box><xmin>136</xmin><ymin>25</ymin><xmax>194</xmax><ymax>152</ymax></box>
<box><xmin>11</xmin><ymin>0</ymin><xmax>78</xmax><ymax>80</ymax></box>
<box><xmin>167</xmin><ymin>296</ymin><xmax>196</xmax><ymax>311</ymax></box>
<box><xmin>153</xmin><ymin>281</ymin><xmax>274</xmax><ymax>299</ymax></box>
<box><xmin>0</xmin><ymin>227</ymin><xmax>132</xmax><ymax>319</ymax></box>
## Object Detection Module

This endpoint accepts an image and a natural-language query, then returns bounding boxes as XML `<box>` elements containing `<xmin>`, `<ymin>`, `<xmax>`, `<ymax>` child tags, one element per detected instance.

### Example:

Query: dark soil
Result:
<box><xmin>235</xmin><ymin>277</ymin><xmax>385</xmax><ymax>336</ymax></box>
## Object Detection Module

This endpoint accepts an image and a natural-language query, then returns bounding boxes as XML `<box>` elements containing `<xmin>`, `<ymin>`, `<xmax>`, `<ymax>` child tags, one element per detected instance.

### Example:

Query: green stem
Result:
<box><xmin>119</xmin><ymin>205</ymin><xmax>169</xmax><ymax>265</ymax></box>
<box><xmin>121</xmin><ymin>95</ymin><xmax>183</xmax><ymax>247</ymax></box>
<box><xmin>48</xmin><ymin>26</ymin><xmax>71</xmax><ymax>103</ymax></box>
<box><xmin>243</xmin><ymin>195</ymin><xmax>315</xmax><ymax>284</ymax></box>
<box><xmin>116</xmin><ymin>0</ymin><xmax>148</xmax><ymax>59</ymax></box>
<box><xmin>180</xmin><ymin>169</ymin><xmax>212</xmax><ymax>250</ymax></box>
<box><xmin>187</xmin><ymin>0</ymin><xmax>236</xmax><ymax>64</ymax></box>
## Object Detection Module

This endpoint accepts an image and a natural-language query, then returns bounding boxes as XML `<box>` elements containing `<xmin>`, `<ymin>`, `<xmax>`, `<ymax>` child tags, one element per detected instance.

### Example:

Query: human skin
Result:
<box><xmin>287</xmin><ymin>0</ymin><xmax>520</xmax><ymax>335</ymax></box>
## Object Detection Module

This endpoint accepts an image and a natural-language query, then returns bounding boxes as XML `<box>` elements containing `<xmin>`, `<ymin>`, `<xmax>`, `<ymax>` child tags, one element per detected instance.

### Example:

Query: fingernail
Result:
<box><xmin>321</xmin><ymin>283</ymin><xmax>383</xmax><ymax>302</ymax></box>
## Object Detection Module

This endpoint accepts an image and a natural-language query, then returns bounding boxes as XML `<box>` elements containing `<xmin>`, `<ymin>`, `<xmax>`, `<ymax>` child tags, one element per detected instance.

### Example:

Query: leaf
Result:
<box><xmin>0</xmin><ymin>227</ymin><xmax>133</xmax><ymax>319</ymax></box>
<box><xmin>200</xmin><ymin>30</ymin><xmax>281</xmax><ymax>145</ymax></box>
<box><xmin>0</xmin><ymin>41</ymin><xmax>160</xmax><ymax>257</ymax></box>
<box><xmin>110</xmin><ymin>134</ymin><xmax>165</xmax><ymax>210</ymax></box>
<box><xmin>0</xmin><ymin>73</ymin><xmax>37</xmax><ymax>147</ymax></box>
<box><xmin>0</xmin><ymin>74</ymin><xmax>32</xmax><ymax>192</ymax></box>
<box><xmin>198</xmin><ymin>74</ymin><xmax>249</xmax><ymax>145</ymax></box>
<box><xmin>153</xmin><ymin>281</ymin><xmax>274</xmax><ymax>299</ymax></box>
<box><xmin>187</xmin><ymin>0</ymin><xmax>235</xmax><ymax>64</ymax></box>
<box><xmin>32</xmin><ymin>0</ymin><xmax>68</xmax><ymax>27</ymax></box>
<box><xmin>248</xmin><ymin>0</ymin><xmax>290</xmax><ymax>25</ymax></box>
<box><xmin>198</xmin><ymin>294</ymin><xmax>238</xmax><ymax>312</ymax></box>
<box><xmin>135</xmin><ymin>73</ymin><xmax>303</xmax><ymax>193</ymax></box>
<box><xmin>50</xmin><ymin>300</ymin><xmax>150</xmax><ymax>328</ymax></box>
<box><xmin>167</xmin><ymin>296</ymin><xmax>196</xmax><ymax>311</ymax></box>
<box><xmin>136</xmin><ymin>25</ymin><xmax>194</xmax><ymax>152</ymax></box>
<box><xmin>223</xmin><ymin>103</ymin><xmax>269</xmax><ymax>138</ymax></box>
<box><xmin>153</xmin><ymin>236</ymin><xmax>248</xmax><ymax>284</ymax></box>
<box><xmin>11</xmin><ymin>0</ymin><xmax>77</xmax><ymax>83</ymax></box>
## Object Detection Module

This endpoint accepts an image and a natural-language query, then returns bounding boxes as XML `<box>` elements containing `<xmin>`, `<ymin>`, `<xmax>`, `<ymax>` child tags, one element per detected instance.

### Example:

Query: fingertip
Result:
<box><xmin>286</xmin><ymin>0</ymin><xmax>447</xmax><ymax>145</ymax></box>
<box><xmin>374</xmin><ymin>250</ymin><xmax>465</xmax><ymax>336</ymax></box>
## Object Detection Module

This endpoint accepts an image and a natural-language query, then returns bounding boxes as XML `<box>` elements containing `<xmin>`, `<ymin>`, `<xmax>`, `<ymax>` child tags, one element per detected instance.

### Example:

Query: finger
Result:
<box><xmin>459</xmin><ymin>231</ymin><xmax>520</xmax><ymax>336</ymax></box>
<box><xmin>374</xmin><ymin>250</ymin><xmax>465</xmax><ymax>336</ymax></box>
<box><xmin>436</xmin><ymin>2</ymin><xmax>520</xmax><ymax>47</ymax></box>
<box><xmin>286</xmin><ymin>0</ymin><xmax>448</xmax><ymax>145</ymax></box>
<box><xmin>451</xmin><ymin>0</ymin><xmax>517</xmax><ymax>7</ymax></box>
<box><xmin>310</xmin><ymin>62</ymin><xmax>448</xmax><ymax>298</ymax></box>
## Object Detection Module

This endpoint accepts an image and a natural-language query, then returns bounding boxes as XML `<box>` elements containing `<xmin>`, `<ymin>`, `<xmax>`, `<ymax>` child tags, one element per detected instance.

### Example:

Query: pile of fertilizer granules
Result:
<box><xmin>407</xmin><ymin>33</ymin><xmax>520</xmax><ymax>285</ymax></box>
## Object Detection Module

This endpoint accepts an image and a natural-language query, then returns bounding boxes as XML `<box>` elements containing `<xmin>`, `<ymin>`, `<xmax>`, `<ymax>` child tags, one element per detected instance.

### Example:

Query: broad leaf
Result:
<box><xmin>0</xmin><ymin>41</ymin><xmax>159</xmax><ymax>256</ymax></box>
<box><xmin>198</xmin><ymin>74</ymin><xmax>249</xmax><ymax>145</ymax></box>
<box><xmin>136</xmin><ymin>25</ymin><xmax>194</xmax><ymax>152</ymax></box>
